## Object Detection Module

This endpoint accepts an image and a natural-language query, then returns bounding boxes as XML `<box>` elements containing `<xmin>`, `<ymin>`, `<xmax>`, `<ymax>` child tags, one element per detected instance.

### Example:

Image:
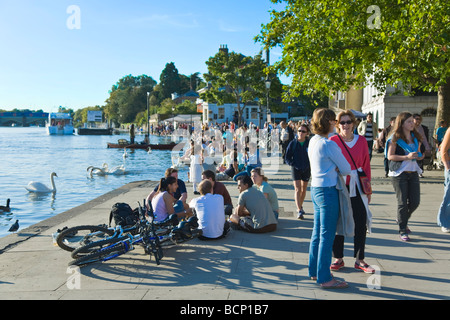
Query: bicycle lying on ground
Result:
<box><xmin>65</xmin><ymin>200</ymin><xmax>202</xmax><ymax>267</ymax></box>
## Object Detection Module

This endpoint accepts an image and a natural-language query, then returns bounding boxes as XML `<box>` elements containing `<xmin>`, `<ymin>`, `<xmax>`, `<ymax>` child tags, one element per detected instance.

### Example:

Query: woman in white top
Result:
<box><xmin>386</xmin><ymin>112</ymin><xmax>424</xmax><ymax>241</ymax></box>
<box><xmin>151</xmin><ymin>176</ymin><xmax>192</xmax><ymax>222</ymax></box>
<box><xmin>190</xmin><ymin>143</ymin><xmax>204</xmax><ymax>194</ymax></box>
<box><xmin>308</xmin><ymin>108</ymin><xmax>351</xmax><ymax>289</ymax></box>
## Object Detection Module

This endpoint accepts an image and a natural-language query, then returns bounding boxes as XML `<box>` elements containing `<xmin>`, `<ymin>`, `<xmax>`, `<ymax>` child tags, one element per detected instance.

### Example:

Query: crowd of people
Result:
<box><xmin>144</xmin><ymin>109</ymin><xmax>449</xmax><ymax>290</ymax></box>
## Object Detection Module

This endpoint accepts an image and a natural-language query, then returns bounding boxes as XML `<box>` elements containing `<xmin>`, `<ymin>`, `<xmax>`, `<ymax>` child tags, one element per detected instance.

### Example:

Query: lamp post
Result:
<box><xmin>265</xmin><ymin>76</ymin><xmax>271</xmax><ymax>124</ymax></box>
<box><xmin>172</xmin><ymin>106</ymin><xmax>175</xmax><ymax>131</ymax></box>
<box><xmin>146</xmin><ymin>92</ymin><xmax>150</xmax><ymax>139</ymax></box>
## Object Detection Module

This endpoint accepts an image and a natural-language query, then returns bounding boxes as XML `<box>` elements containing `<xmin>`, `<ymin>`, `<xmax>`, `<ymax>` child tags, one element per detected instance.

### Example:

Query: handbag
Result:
<box><xmin>337</xmin><ymin>135</ymin><xmax>372</xmax><ymax>195</ymax></box>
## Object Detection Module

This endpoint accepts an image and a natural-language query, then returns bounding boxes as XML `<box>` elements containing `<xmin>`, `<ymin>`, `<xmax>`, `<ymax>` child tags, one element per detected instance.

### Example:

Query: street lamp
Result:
<box><xmin>265</xmin><ymin>75</ymin><xmax>271</xmax><ymax>123</ymax></box>
<box><xmin>146</xmin><ymin>92</ymin><xmax>150</xmax><ymax>139</ymax></box>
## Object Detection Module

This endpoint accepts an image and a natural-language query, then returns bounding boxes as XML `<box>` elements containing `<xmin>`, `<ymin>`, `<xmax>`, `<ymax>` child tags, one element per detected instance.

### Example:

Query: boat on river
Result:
<box><xmin>107</xmin><ymin>139</ymin><xmax>183</xmax><ymax>150</ymax></box>
<box><xmin>46</xmin><ymin>113</ymin><xmax>74</xmax><ymax>135</ymax></box>
<box><xmin>77</xmin><ymin>127</ymin><xmax>114</xmax><ymax>135</ymax></box>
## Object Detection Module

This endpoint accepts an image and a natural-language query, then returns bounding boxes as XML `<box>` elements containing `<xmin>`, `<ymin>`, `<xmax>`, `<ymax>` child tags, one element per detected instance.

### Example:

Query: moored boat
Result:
<box><xmin>107</xmin><ymin>139</ymin><xmax>183</xmax><ymax>150</ymax></box>
<box><xmin>78</xmin><ymin>127</ymin><xmax>114</xmax><ymax>135</ymax></box>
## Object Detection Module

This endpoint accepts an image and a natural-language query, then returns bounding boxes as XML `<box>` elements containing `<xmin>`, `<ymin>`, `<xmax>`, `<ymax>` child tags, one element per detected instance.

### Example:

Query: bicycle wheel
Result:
<box><xmin>56</xmin><ymin>225</ymin><xmax>114</xmax><ymax>252</ymax></box>
<box><xmin>69</xmin><ymin>241</ymin><xmax>129</xmax><ymax>267</ymax></box>
<box><xmin>70</xmin><ymin>234</ymin><xmax>130</xmax><ymax>259</ymax></box>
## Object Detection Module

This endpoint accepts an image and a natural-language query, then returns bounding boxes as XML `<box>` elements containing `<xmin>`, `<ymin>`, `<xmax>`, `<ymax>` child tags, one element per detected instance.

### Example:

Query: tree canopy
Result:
<box><xmin>202</xmin><ymin>49</ymin><xmax>283</xmax><ymax>125</ymax></box>
<box><xmin>257</xmin><ymin>0</ymin><xmax>450</xmax><ymax>126</ymax></box>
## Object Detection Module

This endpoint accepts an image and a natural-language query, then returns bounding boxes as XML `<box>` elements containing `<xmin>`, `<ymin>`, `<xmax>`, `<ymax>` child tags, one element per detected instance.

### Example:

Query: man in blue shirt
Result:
<box><xmin>436</xmin><ymin>120</ymin><xmax>448</xmax><ymax>146</ymax></box>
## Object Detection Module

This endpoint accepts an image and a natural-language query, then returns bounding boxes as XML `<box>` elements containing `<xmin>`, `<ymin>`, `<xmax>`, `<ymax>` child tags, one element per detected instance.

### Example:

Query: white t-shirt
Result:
<box><xmin>189</xmin><ymin>193</ymin><xmax>225</xmax><ymax>238</ymax></box>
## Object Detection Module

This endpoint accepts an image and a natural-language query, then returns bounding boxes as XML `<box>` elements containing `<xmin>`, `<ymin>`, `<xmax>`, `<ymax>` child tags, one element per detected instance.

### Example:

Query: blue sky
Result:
<box><xmin>0</xmin><ymin>0</ymin><xmax>285</xmax><ymax>113</ymax></box>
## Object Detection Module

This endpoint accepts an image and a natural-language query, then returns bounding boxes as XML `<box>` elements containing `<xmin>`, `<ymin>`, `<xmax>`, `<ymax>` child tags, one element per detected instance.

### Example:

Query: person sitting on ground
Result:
<box><xmin>233</xmin><ymin>142</ymin><xmax>262</xmax><ymax>181</ymax></box>
<box><xmin>229</xmin><ymin>175</ymin><xmax>277</xmax><ymax>233</ymax></box>
<box><xmin>146</xmin><ymin>168</ymin><xmax>187</xmax><ymax>208</ymax></box>
<box><xmin>189</xmin><ymin>180</ymin><xmax>229</xmax><ymax>240</ymax></box>
<box><xmin>151</xmin><ymin>176</ymin><xmax>192</xmax><ymax>222</ymax></box>
<box><xmin>216</xmin><ymin>149</ymin><xmax>240</xmax><ymax>181</ymax></box>
<box><xmin>201</xmin><ymin>169</ymin><xmax>233</xmax><ymax>216</ymax></box>
<box><xmin>250</xmin><ymin>167</ymin><xmax>279</xmax><ymax>220</ymax></box>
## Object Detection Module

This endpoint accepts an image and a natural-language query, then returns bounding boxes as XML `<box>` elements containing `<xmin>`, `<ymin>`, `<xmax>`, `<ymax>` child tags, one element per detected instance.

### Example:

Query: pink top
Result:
<box><xmin>330</xmin><ymin>134</ymin><xmax>371</xmax><ymax>184</ymax></box>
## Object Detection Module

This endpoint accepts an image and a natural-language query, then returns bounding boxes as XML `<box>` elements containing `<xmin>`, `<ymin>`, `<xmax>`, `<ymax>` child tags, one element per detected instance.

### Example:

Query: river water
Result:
<box><xmin>0</xmin><ymin>127</ymin><xmax>188</xmax><ymax>238</ymax></box>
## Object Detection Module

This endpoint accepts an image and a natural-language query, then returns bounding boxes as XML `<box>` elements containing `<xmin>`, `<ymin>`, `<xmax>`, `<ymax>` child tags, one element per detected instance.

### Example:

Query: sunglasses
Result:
<box><xmin>298</xmin><ymin>130</ymin><xmax>307</xmax><ymax>133</ymax></box>
<box><xmin>339</xmin><ymin>120</ymin><xmax>353</xmax><ymax>125</ymax></box>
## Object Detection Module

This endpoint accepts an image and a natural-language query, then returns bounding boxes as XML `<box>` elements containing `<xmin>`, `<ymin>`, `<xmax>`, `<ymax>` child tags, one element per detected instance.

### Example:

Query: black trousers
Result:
<box><xmin>392</xmin><ymin>171</ymin><xmax>420</xmax><ymax>233</ymax></box>
<box><xmin>333</xmin><ymin>188</ymin><xmax>367</xmax><ymax>260</ymax></box>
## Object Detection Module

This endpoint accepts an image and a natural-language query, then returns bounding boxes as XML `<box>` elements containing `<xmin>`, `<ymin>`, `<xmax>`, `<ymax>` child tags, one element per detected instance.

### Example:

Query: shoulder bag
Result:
<box><xmin>337</xmin><ymin>135</ymin><xmax>372</xmax><ymax>195</ymax></box>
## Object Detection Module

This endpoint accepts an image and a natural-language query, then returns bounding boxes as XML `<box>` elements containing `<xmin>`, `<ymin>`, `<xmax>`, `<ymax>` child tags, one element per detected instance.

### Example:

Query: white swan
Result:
<box><xmin>25</xmin><ymin>172</ymin><xmax>57</xmax><ymax>193</ymax></box>
<box><xmin>87</xmin><ymin>166</ymin><xmax>106</xmax><ymax>177</ymax></box>
<box><xmin>123</xmin><ymin>148</ymin><xmax>128</xmax><ymax>159</ymax></box>
<box><xmin>107</xmin><ymin>165</ymin><xmax>126</xmax><ymax>175</ymax></box>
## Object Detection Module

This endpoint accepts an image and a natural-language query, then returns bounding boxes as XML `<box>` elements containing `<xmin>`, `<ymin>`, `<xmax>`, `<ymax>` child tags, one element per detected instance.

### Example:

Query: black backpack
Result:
<box><xmin>108</xmin><ymin>202</ymin><xmax>139</xmax><ymax>227</ymax></box>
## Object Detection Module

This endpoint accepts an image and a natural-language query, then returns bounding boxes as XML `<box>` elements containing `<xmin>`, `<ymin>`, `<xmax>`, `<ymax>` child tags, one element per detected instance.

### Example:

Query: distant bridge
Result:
<box><xmin>0</xmin><ymin>112</ymin><xmax>49</xmax><ymax>127</ymax></box>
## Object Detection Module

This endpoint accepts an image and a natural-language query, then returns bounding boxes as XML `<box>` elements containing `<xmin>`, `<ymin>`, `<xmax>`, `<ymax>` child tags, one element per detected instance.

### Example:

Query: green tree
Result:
<box><xmin>257</xmin><ymin>0</ymin><xmax>450</xmax><ymax>128</ymax></box>
<box><xmin>202</xmin><ymin>50</ymin><xmax>282</xmax><ymax>125</ymax></box>
<box><xmin>159</xmin><ymin>62</ymin><xmax>182</xmax><ymax>99</ymax></box>
<box><xmin>105</xmin><ymin>74</ymin><xmax>157</xmax><ymax>124</ymax></box>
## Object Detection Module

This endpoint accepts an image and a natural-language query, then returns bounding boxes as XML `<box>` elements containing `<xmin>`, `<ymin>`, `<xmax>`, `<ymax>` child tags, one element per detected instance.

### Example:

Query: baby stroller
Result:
<box><xmin>426</xmin><ymin>138</ymin><xmax>445</xmax><ymax>170</ymax></box>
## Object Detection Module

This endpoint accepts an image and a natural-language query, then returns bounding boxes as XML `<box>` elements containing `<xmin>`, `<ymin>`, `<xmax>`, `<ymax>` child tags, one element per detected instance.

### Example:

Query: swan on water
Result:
<box><xmin>107</xmin><ymin>165</ymin><xmax>126</xmax><ymax>175</ymax></box>
<box><xmin>0</xmin><ymin>199</ymin><xmax>11</xmax><ymax>212</ymax></box>
<box><xmin>123</xmin><ymin>148</ymin><xmax>128</xmax><ymax>158</ymax></box>
<box><xmin>87</xmin><ymin>164</ymin><xmax>126</xmax><ymax>176</ymax></box>
<box><xmin>87</xmin><ymin>166</ymin><xmax>107</xmax><ymax>176</ymax></box>
<box><xmin>25</xmin><ymin>172</ymin><xmax>57</xmax><ymax>193</ymax></box>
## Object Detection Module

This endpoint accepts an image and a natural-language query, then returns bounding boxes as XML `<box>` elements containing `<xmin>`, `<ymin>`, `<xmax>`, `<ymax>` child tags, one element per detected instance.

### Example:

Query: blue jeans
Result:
<box><xmin>438</xmin><ymin>170</ymin><xmax>450</xmax><ymax>228</ymax></box>
<box><xmin>173</xmin><ymin>200</ymin><xmax>184</xmax><ymax>213</ymax></box>
<box><xmin>308</xmin><ymin>186</ymin><xmax>339</xmax><ymax>284</ymax></box>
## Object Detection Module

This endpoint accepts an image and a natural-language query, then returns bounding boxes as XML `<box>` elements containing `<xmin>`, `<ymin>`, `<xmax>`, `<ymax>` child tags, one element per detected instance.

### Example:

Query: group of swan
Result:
<box><xmin>87</xmin><ymin>163</ymin><xmax>126</xmax><ymax>177</ymax></box>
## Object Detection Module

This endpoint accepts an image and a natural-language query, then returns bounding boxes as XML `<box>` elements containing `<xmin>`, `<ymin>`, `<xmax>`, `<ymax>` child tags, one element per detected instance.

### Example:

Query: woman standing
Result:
<box><xmin>308</xmin><ymin>108</ymin><xmax>351</xmax><ymax>289</ymax></box>
<box><xmin>437</xmin><ymin>128</ymin><xmax>450</xmax><ymax>233</ymax></box>
<box><xmin>250</xmin><ymin>167</ymin><xmax>279</xmax><ymax>220</ymax></box>
<box><xmin>285</xmin><ymin>124</ymin><xmax>311</xmax><ymax>219</ymax></box>
<box><xmin>190</xmin><ymin>143</ymin><xmax>204</xmax><ymax>195</ymax></box>
<box><xmin>386</xmin><ymin>112</ymin><xmax>424</xmax><ymax>241</ymax></box>
<box><xmin>329</xmin><ymin>111</ymin><xmax>374</xmax><ymax>274</ymax></box>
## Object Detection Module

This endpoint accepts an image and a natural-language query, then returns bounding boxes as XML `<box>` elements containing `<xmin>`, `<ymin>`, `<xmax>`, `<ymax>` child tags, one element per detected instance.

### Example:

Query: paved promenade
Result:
<box><xmin>0</xmin><ymin>152</ymin><xmax>449</xmax><ymax>301</ymax></box>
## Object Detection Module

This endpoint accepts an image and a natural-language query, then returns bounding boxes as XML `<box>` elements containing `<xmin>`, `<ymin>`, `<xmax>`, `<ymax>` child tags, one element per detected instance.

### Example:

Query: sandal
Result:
<box><xmin>320</xmin><ymin>280</ymin><xmax>349</xmax><ymax>289</ymax></box>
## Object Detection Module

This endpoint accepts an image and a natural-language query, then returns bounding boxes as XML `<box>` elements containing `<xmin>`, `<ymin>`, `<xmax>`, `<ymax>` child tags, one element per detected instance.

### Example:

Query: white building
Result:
<box><xmin>198</xmin><ymin>99</ymin><xmax>270</xmax><ymax>127</ymax></box>
<box><xmin>331</xmin><ymin>84</ymin><xmax>438</xmax><ymax>130</ymax></box>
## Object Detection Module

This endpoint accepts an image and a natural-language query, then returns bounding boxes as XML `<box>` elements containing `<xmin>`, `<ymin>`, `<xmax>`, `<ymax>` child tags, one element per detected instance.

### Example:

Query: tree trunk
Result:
<box><xmin>435</xmin><ymin>78</ymin><xmax>450</xmax><ymax>134</ymax></box>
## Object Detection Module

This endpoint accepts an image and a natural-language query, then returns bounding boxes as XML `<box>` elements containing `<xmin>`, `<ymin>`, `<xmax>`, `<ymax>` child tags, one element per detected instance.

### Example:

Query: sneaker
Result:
<box><xmin>297</xmin><ymin>208</ymin><xmax>305</xmax><ymax>220</ymax></box>
<box><xmin>354</xmin><ymin>262</ymin><xmax>375</xmax><ymax>274</ymax></box>
<box><xmin>441</xmin><ymin>227</ymin><xmax>450</xmax><ymax>233</ymax></box>
<box><xmin>330</xmin><ymin>259</ymin><xmax>344</xmax><ymax>271</ymax></box>
<box><xmin>399</xmin><ymin>233</ymin><xmax>410</xmax><ymax>241</ymax></box>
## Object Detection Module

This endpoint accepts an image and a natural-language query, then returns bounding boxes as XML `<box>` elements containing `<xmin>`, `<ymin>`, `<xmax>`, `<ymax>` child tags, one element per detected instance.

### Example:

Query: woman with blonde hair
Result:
<box><xmin>308</xmin><ymin>108</ymin><xmax>351</xmax><ymax>289</ymax></box>
<box><xmin>386</xmin><ymin>111</ymin><xmax>424</xmax><ymax>241</ymax></box>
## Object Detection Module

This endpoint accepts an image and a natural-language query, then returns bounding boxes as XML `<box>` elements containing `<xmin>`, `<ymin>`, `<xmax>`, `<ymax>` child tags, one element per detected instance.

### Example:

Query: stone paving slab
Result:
<box><xmin>0</xmin><ymin>153</ymin><xmax>449</xmax><ymax>304</ymax></box>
